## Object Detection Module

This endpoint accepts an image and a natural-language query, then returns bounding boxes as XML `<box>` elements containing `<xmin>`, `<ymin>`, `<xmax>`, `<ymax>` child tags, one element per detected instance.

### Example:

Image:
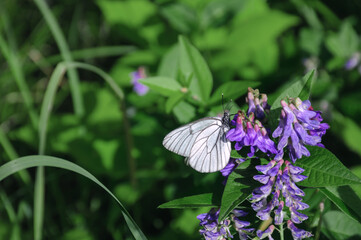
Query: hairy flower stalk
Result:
<box><xmin>197</xmin><ymin>208</ymin><xmax>254</xmax><ymax>240</ymax></box>
<box><xmin>250</xmin><ymin>160</ymin><xmax>312</xmax><ymax>239</ymax></box>
<box><xmin>272</xmin><ymin>98</ymin><xmax>329</xmax><ymax>162</ymax></box>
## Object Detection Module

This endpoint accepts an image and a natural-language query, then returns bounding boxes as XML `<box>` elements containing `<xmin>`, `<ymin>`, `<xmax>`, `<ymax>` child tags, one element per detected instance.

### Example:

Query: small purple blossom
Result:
<box><xmin>257</xmin><ymin>225</ymin><xmax>275</xmax><ymax>240</ymax></box>
<box><xmin>246</xmin><ymin>88</ymin><xmax>270</xmax><ymax>121</ymax></box>
<box><xmin>345</xmin><ymin>52</ymin><xmax>360</xmax><ymax>70</ymax></box>
<box><xmin>131</xmin><ymin>67</ymin><xmax>148</xmax><ymax>96</ymax></box>
<box><xmin>272</xmin><ymin>98</ymin><xmax>329</xmax><ymax>162</ymax></box>
<box><xmin>220</xmin><ymin>158</ymin><xmax>245</xmax><ymax>184</ymax></box>
<box><xmin>232</xmin><ymin>209</ymin><xmax>255</xmax><ymax>240</ymax></box>
<box><xmin>287</xmin><ymin>220</ymin><xmax>313</xmax><ymax>240</ymax></box>
<box><xmin>197</xmin><ymin>208</ymin><xmax>232</xmax><ymax>240</ymax></box>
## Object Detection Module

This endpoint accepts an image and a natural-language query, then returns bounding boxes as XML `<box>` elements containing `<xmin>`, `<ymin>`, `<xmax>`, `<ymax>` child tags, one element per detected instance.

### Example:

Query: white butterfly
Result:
<box><xmin>162</xmin><ymin>111</ymin><xmax>231</xmax><ymax>173</ymax></box>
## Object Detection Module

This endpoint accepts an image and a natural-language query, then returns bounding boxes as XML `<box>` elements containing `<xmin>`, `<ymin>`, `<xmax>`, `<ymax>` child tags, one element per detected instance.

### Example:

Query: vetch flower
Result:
<box><xmin>226</xmin><ymin>112</ymin><xmax>277</xmax><ymax>157</ymax></box>
<box><xmin>197</xmin><ymin>208</ymin><xmax>232</xmax><ymax>240</ymax></box>
<box><xmin>220</xmin><ymin>158</ymin><xmax>244</xmax><ymax>184</ymax></box>
<box><xmin>250</xmin><ymin>159</ymin><xmax>310</xmax><ymax>239</ymax></box>
<box><xmin>130</xmin><ymin>67</ymin><xmax>148</xmax><ymax>96</ymax></box>
<box><xmin>231</xmin><ymin>209</ymin><xmax>255</xmax><ymax>240</ymax></box>
<box><xmin>257</xmin><ymin>225</ymin><xmax>275</xmax><ymax>240</ymax></box>
<box><xmin>272</xmin><ymin>98</ymin><xmax>329</xmax><ymax>162</ymax></box>
<box><xmin>345</xmin><ymin>52</ymin><xmax>360</xmax><ymax>70</ymax></box>
<box><xmin>287</xmin><ymin>220</ymin><xmax>313</xmax><ymax>240</ymax></box>
<box><xmin>246</xmin><ymin>88</ymin><xmax>270</xmax><ymax>121</ymax></box>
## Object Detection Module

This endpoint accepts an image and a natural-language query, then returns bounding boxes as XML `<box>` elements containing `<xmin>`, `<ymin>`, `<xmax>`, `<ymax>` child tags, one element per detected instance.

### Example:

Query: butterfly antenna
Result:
<box><xmin>222</xmin><ymin>93</ymin><xmax>225</xmax><ymax>112</ymax></box>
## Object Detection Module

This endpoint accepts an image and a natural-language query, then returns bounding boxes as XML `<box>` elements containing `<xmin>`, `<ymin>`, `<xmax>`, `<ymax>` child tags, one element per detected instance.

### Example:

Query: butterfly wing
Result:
<box><xmin>163</xmin><ymin>117</ymin><xmax>231</xmax><ymax>173</ymax></box>
<box><xmin>185</xmin><ymin>121</ymin><xmax>231</xmax><ymax>173</ymax></box>
<box><xmin>162</xmin><ymin>117</ymin><xmax>222</xmax><ymax>157</ymax></box>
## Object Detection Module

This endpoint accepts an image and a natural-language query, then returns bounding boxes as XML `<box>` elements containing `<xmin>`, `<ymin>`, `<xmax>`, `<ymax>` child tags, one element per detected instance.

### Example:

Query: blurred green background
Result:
<box><xmin>1</xmin><ymin>0</ymin><xmax>361</xmax><ymax>239</ymax></box>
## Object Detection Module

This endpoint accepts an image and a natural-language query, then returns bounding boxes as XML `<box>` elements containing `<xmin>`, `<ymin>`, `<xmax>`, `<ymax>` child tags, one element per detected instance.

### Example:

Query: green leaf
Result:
<box><xmin>166</xmin><ymin>92</ymin><xmax>185</xmax><ymax>113</ymax></box>
<box><xmin>178</xmin><ymin>36</ymin><xmax>213</xmax><ymax>103</ymax></box>
<box><xmin>270</xmin><ymin>69</ymin><xmax>315</xmax><ymax>109</ymax></box>
<box><xmin>0</xmin><ymin>155</ymin><xmax>147</xmax><ymax>240</ymax></box>
<box><xmin>321</xmin><ymin>186</ymin><xmax>361</xmax><ymax>223</ymax></box>
<box><xmin>139</xmin><ymin>77</ymin><xmax>182</xmax><ymax>96</ymax></box>
<box><xmin>322</xmin><ymin>211</ymin><xmax>361</xmax><ymax>240</ymax></box>
<box><xmin>158</xmin><ymin>45</ymin><xmax>179</xmax><ymax>79</ymax></box>
<box><xmin>219</xmin><ymin>159</ymin><xmax>263</xmax><ymax>221</ymax></box>
<box><xmin>97</xmin><ymin>0</ymin><xmax>156</xmax><ymax>28</ymax></box>
<box><xmin>295</xmin><ymin>146</ymin><xmax>361</xmax><ymax>187</ymax></box>
<box><xmin>325</xmin><ymin>21</ymin><xmax>359</xmax><ymax>58</ymax></box>
<box><xmin>160</xmin><ymin>4</ymin><xmax>197</xmax><ymax>33</ymax></box>
<box><xmin>172</xmin><ymin>101</ymin><xmax>196</xmax><ymax>124</ymax></box>
<box><xmin>230</xmin><ymin>150</ymin><xmax>243</xmax><ymax>159</ymax></box>
<box><xmin>158</xmin><ymin>193</ymin><xmax>218</xmax><ymax>209</ymax></box>
<box><xmin>209</xmin><ymin>81</ymin><xmax>260</xmax><ymax>105</ymax></box>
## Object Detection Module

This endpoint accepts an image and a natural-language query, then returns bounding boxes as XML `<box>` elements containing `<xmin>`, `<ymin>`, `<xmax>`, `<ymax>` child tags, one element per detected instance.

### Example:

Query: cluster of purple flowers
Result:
<box><xmin>272</xmin><ymin>98</ymin><xmax>329</xmax><ymax>162</ymax></box>
<box><xmin>251</xmin><ymin>159</ymin><xmax>312</xmax><ymax>239</ymax></box>
<box><xmin>196</xmin><ymin>88</ymin><xmax>328</xmax><ymax>240</ymax></box>
<box><xmin>197</xmin><ymin>208</ymin><xmax>254</xmax><ymax>240</ymax></box>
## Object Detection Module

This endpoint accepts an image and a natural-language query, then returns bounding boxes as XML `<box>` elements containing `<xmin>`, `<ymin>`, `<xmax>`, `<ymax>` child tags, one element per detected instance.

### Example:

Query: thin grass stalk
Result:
<box><xmin>33</xmin><ymin>0</ymin><xmax>84</xmax><ymax>117</ymax></box>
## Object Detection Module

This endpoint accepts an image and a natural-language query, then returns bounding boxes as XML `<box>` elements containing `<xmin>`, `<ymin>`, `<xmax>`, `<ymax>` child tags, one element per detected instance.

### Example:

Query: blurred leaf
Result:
<box><xmin>194</xmin><ymin>28</ymin><xmax>228</xmax><ymax>50</ymax></box>
<box><xmin>209</xmin><ymin>81</ymin><xmax>260</xmax><ymax>105</ymax></box>
<box><xmin>0</xmin><ymin>156</ymin><xmax>147</xmax><ymax>240</ymax></box>
<box><xmin>61</xmin><ymin>229</ymin><xmax>94</xmax><ymax>240</ymax></box>
<box><xmin>252</xmin><ymin>41</ymin><xmax>279</xmax><ymax>75</ymax></box>
<box><xmin>132</xmin><ymin>113</ymin><xmax>159</xmax><ymax>136</ymax></box>
<box><xmin>158</xmin><ymin>45</ymin><xmax>179</xmax><ymax>79</ymax></box>
<box><xmin>332</xmin><ymin>111</ymin><xmax>361</xmax><ymax>158</ymax></box>
<box><xmin>97</xmin><ymin>0</ymin><xmax>156</xmax><ymax>28</ymax></box>
<box><xmin>158</xmin><ymin>193</ymin><xmax>217</xmax><ymax>208</ymax></box>
<box><xmin>216</xmin><ymin>0</ymin><xmax>299</xmax><ymax>69</ymax></box>
<box><xmin>160</xmin><ymin>4</ymin><xmax>197</xmax><ymax>33</ymax></box>
<box><xmin>139</xmin><ymin>77</ymin><xmax>182</xmax><ymax>96</ymax></box>
<box><xmin>179</xmin><ymin>36</ymin><xmax>213</xmax><ymax>103</ymax></box>
<box><xmin>93</xmin><ymin>139</ymin><xmax>118</xmax><ymax>171</ymax></box>
<box><xmin>114</xmin><ymin>184</ymin><xmax>141</xmax><ymax>206</ymax></box>
<box><xmin>166</xmin><ymin>92</ymin><xmax>185</xmax><ymax>113</ymax></box>
<box><xmin>295</xmin><ymin>146</ymin><xmax>361</xmax><ymax>187</ymax></box>
<box><xmin>325</xmin><ymin>21</ymin><xmax>359</xmax><ymax>58</ymax></box>
<box><xmin>321</xmin><ymin>186</ymin><xmax>361</xmax><ymax>223</ymax></box>
<box><xmin>219</xmin><ymin>159</ymin><xmax>263</xmax><ymax>221</ymax></box>
<box><xmin>322</xmin><ymin>211</ymin><xmax>361</xmax><ymax>240</ymax></box>
<box><xmin>270</xmin><ymin>69</ymin><xmax>314</xmax><ymax>109</ymax></box>
<box><xmin>172</xmin><ymin>101</ymin><xmax>196</xmax><ymax>124</ymax></box>
<box><xmin>338</xmin><ymin>91</ymin><xmax>361</xmax><ymax>119</ymax></box>
<box><xmin>120</xmin><ymin>50</ymin><xmax>158</xmax><ymax>66</ymax></box>
<box><xmin>300</xmin><ymin>28</ymin><xmax>323</xmax><ymax>56</ymax></box>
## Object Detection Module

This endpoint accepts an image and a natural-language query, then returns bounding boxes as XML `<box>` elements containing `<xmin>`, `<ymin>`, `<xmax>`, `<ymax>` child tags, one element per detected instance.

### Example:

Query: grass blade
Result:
<box><xmin>0</xmin><ymin>155</ymin><xmax>148</xmax><ymax>240</ymax></box>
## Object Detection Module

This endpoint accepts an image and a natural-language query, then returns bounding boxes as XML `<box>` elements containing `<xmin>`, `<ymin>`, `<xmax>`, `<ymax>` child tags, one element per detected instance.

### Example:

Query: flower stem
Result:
<box><xmin>279</xmin><ymin>223</ymin><xmax>284</xmax><ymax>240</ymax></box>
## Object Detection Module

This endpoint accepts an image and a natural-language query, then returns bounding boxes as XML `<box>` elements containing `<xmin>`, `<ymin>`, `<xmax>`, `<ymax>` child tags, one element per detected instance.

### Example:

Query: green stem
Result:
<box><xmin>279</xmin><ymin>223</ymin><xmax>284</xmax><ymax>240</ymax></box>
<box><xmin>34</xmin><ymin>0</ymin><xmax>84</xmax><ymax>117</ymax></box>
<box><xmin>315</xmin><ymin>202</ymin><xmax>324</xmax><ymax>240</ymax></box>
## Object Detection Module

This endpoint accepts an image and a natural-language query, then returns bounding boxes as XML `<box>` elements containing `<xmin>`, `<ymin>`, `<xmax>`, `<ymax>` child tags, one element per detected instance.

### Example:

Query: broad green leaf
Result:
<box><xmin>219</xmin><ymin>159</ymin><xmax>263</xmax><ymax>221</ymax></box>
<box><xmin>172</xmin><ymin>101</ymin><xmax>196</xmax><ymax>124</ymax></box>
<box><xmin>300</xmin><ymin>28</ymin><xmax>323</xmax><ymax>56</ymax></box>
<box><xmin>270</xmin><ymin>69</ymin><xmax>315</xmax><ymax>109</ymax></box>
<box><xmin>97</xmin><ymin>0</ymin><xmax>156</xmax><ymax>28</ymax></box>
<box><xmin>322</xmin><ymin>211</ymin><xmax>361</xmax><ymax>240</ymax></box>
<box><xmin>0</xmin><ymin>155</ymin><xmax>147</xmax><ymax>240</ymax></box>
<box><xmin>321</xmin><ymin>186</ymin><xmax>361</xmax><ymax>223</ymax></box>
<box><xmin>158</xmin><ymin>193</ymin><xmax>217</xmax><ymax>209</ymax></box>
<box><xmin>209</xmin><ymin>81</ymin><xmax>260</xmax><ymax>105</ymax></box>
<box><xmin>158</xmin><ymin>45</ymin><xmax>179</xmax><ymax>79</ymax></box>
<box><xmin>139</xmin><ymin>77</ymin><xmax>182</xmax><ymax>96</ymax></box>
<box><xmin>230</xmin><ymin>150</ymin><xmax>243</xmax><ymax>159</ymax></box>
<box><xmin>179</xmin><ymin>36</ymin><xmax>213</xmax><ymax>103</ymax></box>
<box><xmin>295</xmin><ymin>146</ymin><xmax>361</xmax><ymax>187</ymax></box>
<box><xmin>325</xmin><ymin>21</ymin><xmax>359</xmax><ymax>58</ymax></box>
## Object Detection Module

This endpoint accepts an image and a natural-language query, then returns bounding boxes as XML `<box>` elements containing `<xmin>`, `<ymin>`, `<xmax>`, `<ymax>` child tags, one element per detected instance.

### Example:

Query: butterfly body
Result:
<box><xmin>163</xmin><ymin>112</ymin><xmax>231</xmax><ymax>173</ymax></box>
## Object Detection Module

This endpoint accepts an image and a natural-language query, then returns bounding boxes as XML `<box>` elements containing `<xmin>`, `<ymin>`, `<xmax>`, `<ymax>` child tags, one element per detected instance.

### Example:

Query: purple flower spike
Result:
<box><xmin>272</xmin><ymin>98</ymin><xmax>329</xmax><ymax>162</ymax></box>
<box><xmin>246</xmin><ymin>88</ymin><xmax>270</xmax><ymax>121</ymax></box>
<box><xmin>131</xmin><ymin>67</ymin><xmax>149</xmax><ymax>96</ymax></box>
<box><xmin>287</xmin><ymin>220</ymin><xmax>313</xmax><ymax>240</ymax></box>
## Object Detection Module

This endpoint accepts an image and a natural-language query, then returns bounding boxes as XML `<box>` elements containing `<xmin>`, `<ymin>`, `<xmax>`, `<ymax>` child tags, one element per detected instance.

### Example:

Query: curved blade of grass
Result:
<box><xmin>35</xmin><ymin>61</ymin><xmax>124</xmax><ymax>240</ymax></box>
<box><xmin>34</xmin><ymin>0</ymin><xmax>84</xmax><ymax>117</ymax></box>
<box><xmin>0</xmin><ymin>155</ymin><xmax>147</xmax><ymax>240</ymax></box>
